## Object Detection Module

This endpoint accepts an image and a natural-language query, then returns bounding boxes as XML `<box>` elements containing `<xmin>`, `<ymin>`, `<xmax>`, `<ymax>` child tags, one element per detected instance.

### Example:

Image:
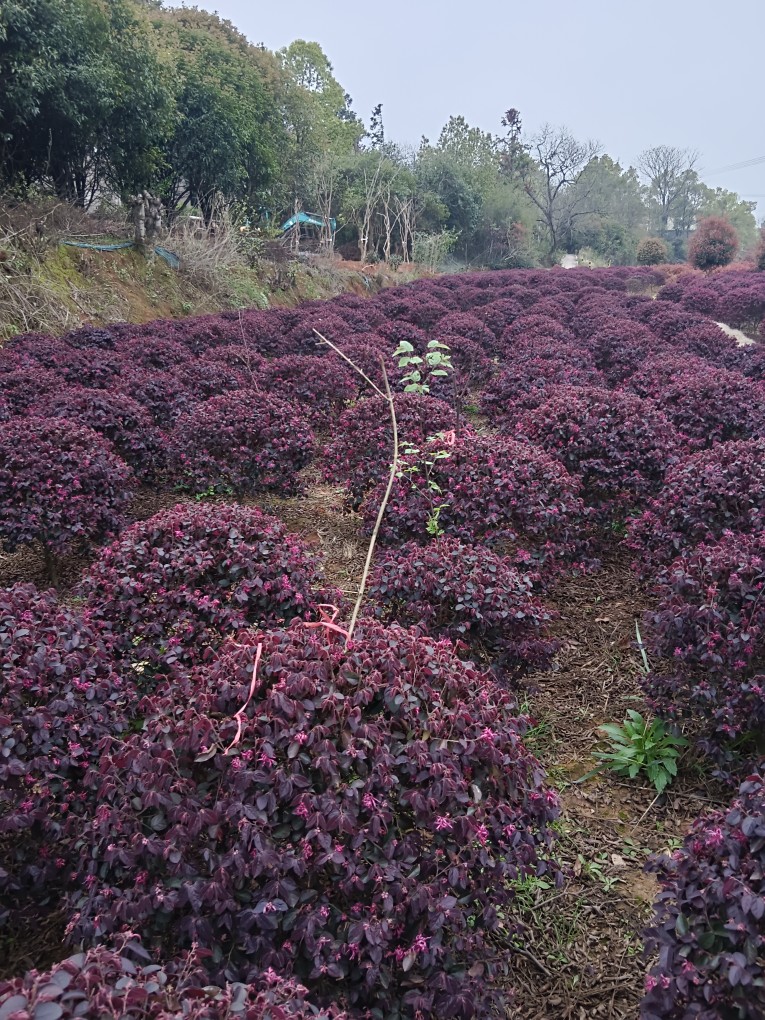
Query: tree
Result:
<box><xmin>688</xmin><ymin>216</ymin><xmax>739</xmax><ymax>270</ymax></box>
<box><xmin>557</xmin><ymin>155</ymin><xmax>646</xmax><ymax>262</ymax></box>
<box><xmin>698</xmin><ymin>186</ymin><xmax>758</xmax><ymax>252</ymax></box>
<box><xmin>639</xmin><ymin>145</ymin><xmax>698</xmax><ymax>234</ymax></box>
<box><xmin>0</xmin><ymin>0</ymin><xmax>174</xmax><ymax>203</ymax></box>
<box><xmin>517</xmin><ymin>124</ymin><xmax>602</xmax><ymax>263</ymax></box>
<box><xmin>368</xmin><ymin>103</ymin><xmax>385</xmax><ymax>149</ymax></box>
<box><xmin>636</xmin><ymin>237</ymin><xmax>669</xmax><ymax>265</ymax></box>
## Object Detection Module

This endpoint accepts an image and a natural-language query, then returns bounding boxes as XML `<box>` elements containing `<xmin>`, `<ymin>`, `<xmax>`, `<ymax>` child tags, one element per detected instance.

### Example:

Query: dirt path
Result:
<box><xmin>715</xmin><ymin>321</ymin><xmax>755</xmax><ymax>346</ymax></box>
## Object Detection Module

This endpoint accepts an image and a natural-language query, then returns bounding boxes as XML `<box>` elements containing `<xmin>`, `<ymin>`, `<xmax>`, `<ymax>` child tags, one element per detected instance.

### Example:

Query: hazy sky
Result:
<box><xmin>170</xmin><ymin>0</ymin><xmax>765</xmax><ymax>217</ymax></box>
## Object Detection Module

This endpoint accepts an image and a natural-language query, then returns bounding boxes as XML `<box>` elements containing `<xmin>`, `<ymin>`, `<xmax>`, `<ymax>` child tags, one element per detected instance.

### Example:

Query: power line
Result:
<box><xmin>705</xmin><ymin>154</ymin><xmax>765</xmax><ymax>174</ymax></box>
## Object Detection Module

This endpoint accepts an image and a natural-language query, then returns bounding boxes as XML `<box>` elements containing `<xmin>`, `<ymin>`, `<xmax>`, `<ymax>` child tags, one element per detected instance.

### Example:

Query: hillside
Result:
<box><xmin>0</xmin><ymin>202</ymin><xmax>426</xmax><ymax>342</ymax></box>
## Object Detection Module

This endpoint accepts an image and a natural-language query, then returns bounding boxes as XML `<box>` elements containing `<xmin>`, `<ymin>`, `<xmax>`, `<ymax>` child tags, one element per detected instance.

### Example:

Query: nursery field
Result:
<box><xmin>1</xmin><ymin>263</ymin><xmax>765</xmax><ymax>1019</ymax></box>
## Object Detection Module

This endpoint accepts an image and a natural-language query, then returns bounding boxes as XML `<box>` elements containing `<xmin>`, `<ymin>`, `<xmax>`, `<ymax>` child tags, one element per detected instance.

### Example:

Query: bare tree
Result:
<box><xmin>519</xmin><ymin>124</ymin><xmax>601</xmax><ymax>263</ymax></box>
<box><xmin>312</xmin><ymin>155</ymin><xmax>339</xmax><ymax>254</ymax></box>
<box><xmin>638</xmin><ymin>145</ymin><xmax>699</xmax><ymax>233</ymax></box>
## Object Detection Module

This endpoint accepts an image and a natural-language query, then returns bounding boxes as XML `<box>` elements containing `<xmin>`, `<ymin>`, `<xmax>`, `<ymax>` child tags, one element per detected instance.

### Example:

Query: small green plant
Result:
<box><xmin>595</xmin><ymin>710</ymin><xmax>687</xmax><ymax>793</ymax></box>
<box><xmin>425</xmin><ymin>503</ymin><xmax>448</xmax><ymax>537</ymax></box>
<box><xmin>393</xmin><ymin>339</ymin><xmax>453</xmax><ymax>395</ymax></box>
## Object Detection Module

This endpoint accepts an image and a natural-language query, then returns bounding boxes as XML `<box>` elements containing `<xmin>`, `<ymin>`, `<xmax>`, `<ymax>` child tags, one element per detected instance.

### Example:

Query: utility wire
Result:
<box><xmin>705</xmin><ymin>154</ymin><xmax>765</xmax><ymax>174</ymax></box>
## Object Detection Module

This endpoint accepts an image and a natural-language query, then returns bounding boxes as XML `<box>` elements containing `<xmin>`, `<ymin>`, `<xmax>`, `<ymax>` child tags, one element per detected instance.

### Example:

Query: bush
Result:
<box><xmin>516</xmin><ymin>385</ymin><xmax>680</xmax><ymax>515</ymax></box>
<box><xmin>0</xmin><ymin>418</ymin><xmax>133</xmax><ymax>579</ymax></box>
<box><xmin>646</xmin><ymin>530</ymin><xmax>765</xmax><ymax>679</ymax></box>
<box><xmin>69</xmin><ymin>622</ymin><xmax>560</xmax><ymax>1017</ymax></box>
<box><xmin>643</xmin><ymin>531</ymin><xmax>765</xmax><ymax>759</ymax></box>
<box><xmin>366</xmin><ymin>537</ymin><xmax>558</xmax><ymax>679</ymax></box>
<box><xmin>0</xmin><ymin>939</ymin><xmax>344</xmax><ymax>1019</ymax></box>
<box><xmin>116</xmin><ymin>367</ymin><xmax>194</xmax><ymax>427</ymax></box>
<box><xmin>363</xmin><ymin>432</ymin><xmax>592</xmax><ymax>578</ymax></box>
<box><xmin>260</xmin><ymin>355</ymin><xmax>358</xmax><ymax>430</ymax></box>
<box><xmin>0</xmin><ymin>366</ymin><xmax>63</xmax><ymax>414</ymax></box>
<box><xmin>626</xmin><ymin>439</ymin><xmax>765</xmax><ymax>577</ymax></box>
<box><xmin>80</xmin><ymin>503</ymin><xmax>331</xmax><ymax>671</ymax></box>
<box><xmin>584</xmin><ymin>320</ymin><xmax>669</xmax><ymax>386</ymax></box>
<box><xmin>688</xmin><ymin>216</ymin><xmax>739</xmax><ymax>270</ymax></box>
<box><xmin>176</xmin><ymin>360</ymin><xmax>247</xmax><ymax>400</ymax></box>
<box><xmin>480</xmin><ymin>358</ymin><xmax>602</xmax><ymax>423</ymax></box>
<box><xmin>636</xmin><ymin>237</ymin><xmax>669</xmax><ymax>266</ymax></box>
<box><xmin>641</xmin><ymin>774</ymin><xmax>765</xmax><ymax>1019</ymax></box>
<box><xmin>0</xmin><ymin>584</ymin><xmax>132</xmax><ymax>909</ymax></box>
<box><xmin>119</xmin><ymin>336</ymin><xmax>192</xmax><ymax>372</ymax></box>
<box><xmin>45</xmin><ymin>387</ymin><xmax>166</xmax><ymax>480</ymax></box>
<box><xmin>629</xmin><ymin>359</ymin><xmax>765</xmax><ymax>450</ymax></box>
<box><xmin>167</xmin><ymin>390</ymin><xmax>313</xmax><ymax>496</ymax></box>
<box><xmin>322</xmin><ymin>393</ymin><xmax>455</xmax><ymax>506</ymax></box>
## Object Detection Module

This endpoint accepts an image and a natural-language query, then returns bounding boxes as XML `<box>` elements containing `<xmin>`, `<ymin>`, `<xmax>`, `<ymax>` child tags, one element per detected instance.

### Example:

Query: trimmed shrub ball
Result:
<box><xmin>480</xmin><ymin>358</ymin><xmax>602</xmax><ymax>423</ymax></box>
<box><xmin>259</xmin><ymin>354</ymin><xmax>358</xmax><ymax>430</ymax></box>
<box><xmin>167</xmin><ymin>390</ymin><xmax>314</xmax><ymax>496</ymax></box>
<box><xmin>323</xmin><ymin>393</ymin><xmax>455</xmax><ymax>505</ymax></box>
<box><xmin>642</xmin><ymin>774</ymin><xmax>765</xmax><ymax>1019</ymax></box>
<box><xmin>366</xmin><ymin>536</ymin><xmax>558</xmax><ymax>679</ymax></box>
<box><xmin>0</xmin><ymin>417</ymin><xmax>133</xmax><ymax>579</ymax></box>
<box><xmin>626</xmin><ymin>439</ymin><xmax>765</xmax><ymax>577</ymax></box>
<box><xmin>628</xmin><ymin>358</ymin><xmax>765</xmax><ymax>450</ymax></box>
<box><xmin>515</xmin><ymin>385</ymin><xmax>681</xmax><ymax>516</ymax></box>
<box><xmin>68</xmin><ymin>621</ymin><xmax>560</xmax><ymax>1018</ymax></box>
<box><xmin>0</xmin><ymin>939</ymin><xmax>345</xmax><ymax>1019</ymax></box>
<box><xmin>643</xmin><ymin>531</ymin><xmax>765</xmax><ymax>765</ymax></box>
<box><xmin>0</xmin><ymin>584</ymin><xmax>133</xmax><ymax>910</ymax></box>
<box><xmin>80</xmin><ymin>503</ymin><xmax>333</xmax><ymax>671</ymax></box>
<box><xmin>117</xmin><ymin>366</ymin><xmax>193</xmax><ymax>427</ymax></box>
<box><xmin>363</xmin><ymin>432</ymin><xmax>592</xmax><ymax>580</ymax></box>
<box><xmin>45</xmin><ymin>386</ymin><xmax>166</xmax><ymax>480</ymax></box>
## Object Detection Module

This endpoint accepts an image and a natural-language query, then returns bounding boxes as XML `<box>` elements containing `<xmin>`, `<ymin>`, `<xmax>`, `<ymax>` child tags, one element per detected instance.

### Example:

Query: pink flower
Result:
<box><xmin>434</xmin><ymin>815</ymin><xmax>453</xmax><ymax>831</ymax></box>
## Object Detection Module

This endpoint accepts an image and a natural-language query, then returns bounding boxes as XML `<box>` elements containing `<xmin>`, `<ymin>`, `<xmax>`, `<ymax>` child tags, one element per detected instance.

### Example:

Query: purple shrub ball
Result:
<box><xmin>80</xmin><ymin>502</ymin><xmax>334</xmax><ymax>671</ymax></box>
<box><xmin>68</xmin><ymin>621</ymin><xmax>560</xmax><ymax>1018</ymax></box>
<box><xmin>641</xmin><ymin>774</ymin><xmax>765</xmax><ymax>1019</ymax></box>
<box><xmin>167</xmin><ymin>390</ymin><xmax>314</xmax><ymax>496</ymax></box>
<box><xmin>0</xmin><ymin>417</ymin><xmax>133</xmax><ymax>577</ymax></box>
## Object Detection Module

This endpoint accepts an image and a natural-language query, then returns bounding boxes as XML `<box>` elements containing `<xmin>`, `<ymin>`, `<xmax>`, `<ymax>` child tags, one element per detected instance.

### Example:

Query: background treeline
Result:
<box><xmin>0</xmin><ymin>0</ymin><xmax>759</xmax><ymax>267</ymax></box>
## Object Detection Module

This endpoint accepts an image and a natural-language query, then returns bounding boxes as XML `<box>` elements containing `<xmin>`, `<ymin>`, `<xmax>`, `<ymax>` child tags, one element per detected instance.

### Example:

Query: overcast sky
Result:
<box><xmin>170</xmin><ymin>0</ymin><xmax>765</xmax><ymax>218</ymax></box>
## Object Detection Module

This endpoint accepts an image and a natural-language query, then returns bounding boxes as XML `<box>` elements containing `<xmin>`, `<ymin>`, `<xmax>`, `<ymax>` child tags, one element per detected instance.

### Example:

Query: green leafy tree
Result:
<box><xmin>636</xmin><ymin>237</ymin><xmax>669</xmax><ymax>265</ymax></box>
<box><xmin>153</xmin><ymin>7</ymin><xmax>284</xmax><ymax>221</ymax></box>
<box><xmin>1</xmin><ymin>0</ymin><xmax>174</xmax><ymax>203</ymax></box>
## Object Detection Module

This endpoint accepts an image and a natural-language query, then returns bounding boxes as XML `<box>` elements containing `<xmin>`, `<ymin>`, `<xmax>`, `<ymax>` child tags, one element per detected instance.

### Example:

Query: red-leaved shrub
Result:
<box><xmin>168</xmin><ymin>390</ymin><xmax>313</xmax><ymax>496</ymax></box>
<box><xmin>68</xmin><ymin>622</ymin><xmax>560</xmax><ymax>1017</ymax></box>
<box><xmin>0</xmin><ymin>584</ymin><xmax>133</xmax><ymax>908</ymax></box>
<box><xmin>643</xmin><ymin>531</ymin><xmax>765</xmax><ymax>761</ymax></box>
<box><xmin>641</xmin><ymin>774</ymin><xmax>765</xmax><ymax>1019</ymax></box>
<box><xmin>688</xmin><ymin>216</ymin><xmax>739</xmax><ymax>271</ymax></box>
<box><xmin>626</xmin><ymin>439</ymin><xmax>765</xmax><ymax>576</ymax></box>
<box><xmin>515</xmin><ymin>386</ymin><xmax>680</xmax><ymax>515</ymax></box>
<box><xmin>80</xmin><ymin>503</ymin><xmax>331</xmax><ymax>671</ymax></box>
<box><xmin>363</xmin><ymin>433</ymin><xmax>592</xmax><ymax>578</ymax></box>
<box><xmin>45</xmin><ymin>387</ymin><xmax>166</xmax><ymax>480</ymax></box>
<box><xmin>0</xmin><ymin>939</ymin><xmax>345</xmax><ymax>1019</ymax></box>
<box><xmin>0</xmin><ymin>418</ymin><xmax>133</xmax><ymax>576</ymax></box>
<box><xmin>323</xmin><ymin>393</ymin><xmax>455</xmax><ymax>505</ymax></box>
<box><xmin>260</xmin><ymin>354</ymin><xmax>358</xmax><ymax>429</ymax></box>
<box><xmin>366</xmin><ymin>537</ymin><xmax>558</xmax><ymax>679</ymax></box>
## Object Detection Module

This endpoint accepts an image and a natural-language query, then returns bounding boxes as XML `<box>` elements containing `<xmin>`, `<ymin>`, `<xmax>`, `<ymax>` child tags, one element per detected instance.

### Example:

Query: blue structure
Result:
<box><xmin>280</xmin><ymin>212</ymin><xmax>337</xmax><ymax>235</ymax></box>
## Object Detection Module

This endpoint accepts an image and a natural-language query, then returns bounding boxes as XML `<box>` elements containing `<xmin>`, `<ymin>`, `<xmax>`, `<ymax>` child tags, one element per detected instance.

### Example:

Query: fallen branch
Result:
<box><xmin>313</xmin><ymin>328</ymin><xmax>398</xmax><ymax>642</ymax></box>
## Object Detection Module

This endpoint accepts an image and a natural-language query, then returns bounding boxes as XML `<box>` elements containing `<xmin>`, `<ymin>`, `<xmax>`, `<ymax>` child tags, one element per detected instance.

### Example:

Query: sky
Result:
<box><xmin>169</xmin><ymin>0</ymin><xmax>765</xmax><ymax>218</ymax></box>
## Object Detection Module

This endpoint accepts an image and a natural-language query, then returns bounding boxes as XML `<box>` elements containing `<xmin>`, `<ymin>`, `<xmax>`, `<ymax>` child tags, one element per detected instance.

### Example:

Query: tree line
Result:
<box><xmin>0</xmin><ymin>0</ymin><xmax>759</xmax><ymax>267</ymax></box>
